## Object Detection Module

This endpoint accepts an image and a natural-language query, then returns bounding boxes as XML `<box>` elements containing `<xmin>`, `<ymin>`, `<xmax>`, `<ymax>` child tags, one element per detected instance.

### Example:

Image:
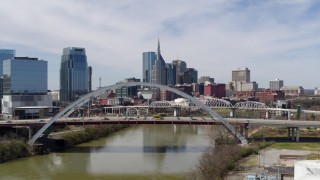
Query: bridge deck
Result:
<box><xmin>1</xmin><ymin>117</ymin><xmax>320</xmax><ymax>128</ymax></box>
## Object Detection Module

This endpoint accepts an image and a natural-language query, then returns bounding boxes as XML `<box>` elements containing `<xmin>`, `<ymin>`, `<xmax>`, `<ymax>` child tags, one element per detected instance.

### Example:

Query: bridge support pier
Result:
<box><xmin>296</xmin><ymin>128</ymin><xmax>300</xmax><ymax>142</ymax></box>
<box><xmin>265</xmin><ymin>111</ymin><xmax>269</xmax><ymax>119</ymax></box>
<box><xmin>230</xmin><ymin>108</ymin><xmax>236</xmax><ymax>118</ymax></box>
<box><xmin>287</xmin><ymin>127</ymin><xmax>300</xmax><ymax>142</ymax></box>
<box><xmin>239</xmin><ymin>123</ymin><xmax>249</xmax><ymax>139</ymax></box>
<box><xmin>174</xmin><ymin>108</ymin><xmax>181</xmax><ymax>117</ymax></box>
<box><xmin>288</xmin><ymin>110</ymin><xmax>291</xmax><ymax>120</ymax></box>
<box><xmin>244</xmin><ymin>124</ymin><xmax>248</xmax><ymax>139</ymax></box>
<box><xmin>28</xmin><ymin>126</ymin><xmax>33</xmax><ymax>140</ymax></box>
<box><xmin>291</xmin><ymin>128</ymin><xmax>295</xmax><ymax>141</ymax></box>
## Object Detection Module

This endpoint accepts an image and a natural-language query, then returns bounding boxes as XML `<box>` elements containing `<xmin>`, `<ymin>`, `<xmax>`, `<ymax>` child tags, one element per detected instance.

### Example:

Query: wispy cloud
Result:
<box><xmin>0</xmin><ymin>0</ymin><xmax>319</xmax><ymax>89</ymax></box>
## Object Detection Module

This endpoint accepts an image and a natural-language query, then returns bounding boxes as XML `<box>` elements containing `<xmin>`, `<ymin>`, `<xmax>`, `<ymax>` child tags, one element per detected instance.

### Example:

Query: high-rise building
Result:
<box><xmin>172</xmin><ymin>60</ymin><xmax>187</xmax><ymax>84</ymax></box>
<box><xmin>0</xmin><ymin>49</ymin><xmax>15</xmax><ymax>100</ymax></box>
<box><xmin>151</xmin><ymin>39</ymin><xmax>166</xmax><ymax>85</ymax></box>
<box><xmin>2</xmin><ymin>57</ymin><xmax>52</xmax><ymax>118</ymax></box>
<box><xmin>183</xmin><ymin>68</ymin><xmax>198</xmax><ymax>84</ymax></box>
<box><xmin>116</xmin><ymin>77</ymin><xmax>140</xmax><ymax>97</ymax></box>
<box><xmin>165</xmin><ymin>63</ymin><xmax>176</xmax><ymax>85</ymax></box>
<box><xmin>88</xmin><ymin>66</ymin><xmax>92</xmax><ymax>92</ymax></box>
<box><xmin>60</xmin><ymin>47</ymin><xmax>88</xmax><ymax>102</ymax></box>
<box><xmin>142</xmin><ymin>52</ymin><xmax>156</xmax><ymax>83</ymax></box>
<box><xmin>0</xmin><ymin>49</ymin><xmax>15</xmax><ymax>76</ymax></box>
<box><xmin>3</xmin><ymin>57</ymin><xmax>47</xmax><ymax>94</ymax></box>
<box><xmin>232</xmin><ymin>67</ymin><xmax>250</xmax><ymax>82</ymax></box>
<box><xmin>198</xmin><ymin>76</ymin><xmax>214</xmax><ymax>84</ymax></box>
<box><xmin>269</xmin><ymin>79</ymin><xmax>283</xmax><ymax>90</ymax></box>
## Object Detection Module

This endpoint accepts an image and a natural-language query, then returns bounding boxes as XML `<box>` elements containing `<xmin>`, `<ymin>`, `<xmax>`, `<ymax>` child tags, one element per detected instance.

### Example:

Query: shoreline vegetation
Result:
<box><xmin>0</xmin><ymin>139</ymin><xmax>30</xmax><ymax>163</ymax></box>
<box><xmin>188</xmin><ymin>126</ymin><xmax>320</xmax><ymax>179</ymax></box>
<box><xmin>187</xmin><ymin>132</ymin><xmax>274</xmax><ymax>180</ymax></box>
<box><xmin>0</xmin><ymin>124</ymin><xmax>130</xmax><ymax>163</ymax></box>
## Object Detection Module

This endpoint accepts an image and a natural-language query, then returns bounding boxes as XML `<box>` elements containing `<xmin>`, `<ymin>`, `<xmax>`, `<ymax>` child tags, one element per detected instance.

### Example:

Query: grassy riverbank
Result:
<box><xmin>0</xmin><ymin>124</ymin><xmax>130</xmax><ymax>163</ymax></box>
<box><xmin>61</xmin><ymin>124</ymin><xmax>130</xmax><ymax>147</ymax></box>
<box><xmin>0</xmin><ymin>139</ymin><xmax>30</xmax><ymax>163</ymax></box>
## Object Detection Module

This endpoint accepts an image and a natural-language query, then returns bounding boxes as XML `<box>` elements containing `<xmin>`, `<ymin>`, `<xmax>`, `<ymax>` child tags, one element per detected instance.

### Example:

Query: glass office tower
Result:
<box><xmin>0</xmin><ymin>49</ymin><xmax>15</xmax><ymax>75</ymax></box>
<box><xmin>0</xmin><ymin>49</ymin><xmax>15</xmax><ymax>99</ymax></box>
<box><xmin>60</xmin><ymin>47</ymin><xmax>88</xmax><ymax>102</ymax></box>
<box><xmin>142</xmin><ymin>52</ymin><xmax>156</xmax><ymax>83</ymax></box>
<box><xmin>2</xmin><ymin>57</ymin><xmax>47</xmax><ymax>94</ymax></box>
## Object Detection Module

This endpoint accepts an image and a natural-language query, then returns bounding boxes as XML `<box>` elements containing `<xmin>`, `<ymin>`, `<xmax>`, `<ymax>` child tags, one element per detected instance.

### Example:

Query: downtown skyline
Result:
<box><xmin>1</xmin><ymin>0</ymin><xmax>320</xmax><ymax>90</ymax></box>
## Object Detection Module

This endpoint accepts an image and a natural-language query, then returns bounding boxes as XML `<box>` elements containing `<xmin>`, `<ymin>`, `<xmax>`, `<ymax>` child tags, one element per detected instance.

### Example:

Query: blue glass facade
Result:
<box><xmin>2</xmin><ymin>57</ymin><xmax>47</xmax><ymax>94</ymax></box>
<box><xmin>166</xmin><ymin>63</ymin><xmax>176</xmax><ymax>85</ymax></box>
<box><xmin>142</xmin><ymin>52</ymin><xmax>156</xmax><ymax>83</ymax></box>
<box><xmin>0</xmin><ymin>49</ymin><xmax>15</xmax><ymax>76</ymax></box>
<box><xmin>60</xmin><ymin>47</ymin><xmax>88</xmax><ymax>102</ymax></box>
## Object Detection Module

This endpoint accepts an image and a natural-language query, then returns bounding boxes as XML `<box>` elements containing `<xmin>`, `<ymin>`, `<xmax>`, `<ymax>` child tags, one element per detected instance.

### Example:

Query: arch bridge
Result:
<box><xmin>29</xmin><ymin>82</ymin><xmax>248</xmax><ymax>146</ymax></box>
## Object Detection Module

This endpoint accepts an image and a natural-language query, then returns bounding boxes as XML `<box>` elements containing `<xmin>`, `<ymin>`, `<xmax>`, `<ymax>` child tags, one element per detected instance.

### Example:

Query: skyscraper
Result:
<box><xmin>165</xmin><ymin>63</ymin><xmax>176</xmax><ymax>85</ymax></box>
<box><xmin>151</xmin><ymin>39</ymin><xmax>166</xmax><ymax>85</ymax></box>
<box><xmin>142</xmin><ymin>52</ymin><xmax>156</xmax><ymax>83</ymax></box>
<box><xmin>88</xmin><ymin>66</ymin><xmax>92</xmax><ymax>92</ymax></box>
<box><xmin>3</xmin><ymin>57</ymin><xmax>47</xmax><ymax>94</ymax></box>
<box><xmin>2</xmin><ymin>57</ymin><xmax>52</xmax><ymax>118</ymax></box>
<box><xmin>183</xmin><ymin>68</ymin><xmax>198</xmax><ymax>84</ymax></box>
<box><xmin>232</xmin><ymin>67</ymin><xmax>250</xmax><ymax>82</ymax></box>
<box><xmin>60</xmin><ymin>47</ymin><xmax>88</xmax><ymax>102</ymax></box>
<box><xmin>0</xmin><ymin>49</ymin><xmax>15</xmax><ymax>100</ymax></box>
<box><xmin>0</xmin><ymin>49</ymin><xmax>15</xmax><ymax>76</ymax></box>
<box><xmin>172</xmin><ymin>60</ymin><xmax>187</xmax><ymax>84</ymax></box>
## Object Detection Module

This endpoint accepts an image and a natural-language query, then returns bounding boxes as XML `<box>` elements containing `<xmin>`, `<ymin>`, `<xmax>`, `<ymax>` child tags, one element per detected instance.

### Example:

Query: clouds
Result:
<box><xmin>0</xmin><ymin>0</ymin><xmax>319</xmax><ymax>89</ymax></box>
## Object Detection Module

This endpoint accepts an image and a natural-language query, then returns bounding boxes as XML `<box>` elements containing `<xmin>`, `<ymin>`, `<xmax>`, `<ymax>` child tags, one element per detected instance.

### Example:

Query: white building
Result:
<box><xmin>48</xmin><ymin>90</ymin><xmax>60</xmax><ymax>101</ymax></box>
<box><xmin>269</xmin><ymin>79</ymin><xmax>284</xmax><ymax>90</ymax></box>
<box><xmin>315</xmin><ymin>88</ymin><xmax>320</xmax><ymax>96</ymax></box>
<box><xmin>280</xmin><ymin>86</ymin><xmax>304</xmax><ymax>97</ymax></box>
<box><xmin>241</xmin><ymin>82</ymin><xmax>259</xmax><ymax>91</ymax></box>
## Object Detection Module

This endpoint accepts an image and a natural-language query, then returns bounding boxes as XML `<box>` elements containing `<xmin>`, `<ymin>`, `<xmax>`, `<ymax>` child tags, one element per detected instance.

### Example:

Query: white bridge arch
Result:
<box><xmin>28</xmin><ymin>82</ymin><xmax>247</xmax><ymax>145</ymax></box>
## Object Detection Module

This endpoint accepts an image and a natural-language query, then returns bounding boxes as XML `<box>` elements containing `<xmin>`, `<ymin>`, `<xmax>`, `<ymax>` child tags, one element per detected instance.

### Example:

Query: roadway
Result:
<box><xmin>1</xmin><ymin>116</ymin><xmax>320</xmax><ymax>128</ymax></box>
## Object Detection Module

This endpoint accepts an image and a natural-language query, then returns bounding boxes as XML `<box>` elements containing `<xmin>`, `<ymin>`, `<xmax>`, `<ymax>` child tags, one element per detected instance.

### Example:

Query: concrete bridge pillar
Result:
<box><xmin>240</xmin><ymin>125</ymin><xmax>244</xmax><ymax>136</ymax></box>
<box><xmin>291</xmin><ymin>127</ymin><xmax>295</xmax><ymax>141</ymax></box>
<box><xmin>296</xmin><ymin>127</ymin><xmax>300</xmax><ymax>142</ymax></box>
<box><xmin>288</xmin><ymin>110</ymin><xmax>291</xmax><ymax>120</ymax></box>
<box><xmin>174</xmin><ymin>108</ymin><xmax>181</xmax><ymax>117</ymax></box>
<box><xmin>265</xmin><ymin>111</ymin><xmax>269</xmax><ymax>119</ymax></box>
<box><xmin>244</xmin><ymin>123</ymin><xmax>249</xmax><ymax>139</ymax></box>
<box><xmin>238</xmin><ymin>123</ymin><xmax>249</xmax><ymax>139</ymax></box>
<box><xmin>230</xmin><ymin>108</ymin><xmax>236</xmax><ymax>118</ymax></box>
<box><xmin>28</xmin><ymin>126</ymin><xmax>33</xmax><ymax>140</ymax></box>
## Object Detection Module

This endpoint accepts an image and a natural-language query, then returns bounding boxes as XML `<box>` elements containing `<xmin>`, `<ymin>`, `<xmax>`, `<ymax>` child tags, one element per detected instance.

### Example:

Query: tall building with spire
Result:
<box><xmin>151</xmin><ymin>39</ymin><xmax>166</xmax><ymax>85</ymax></box>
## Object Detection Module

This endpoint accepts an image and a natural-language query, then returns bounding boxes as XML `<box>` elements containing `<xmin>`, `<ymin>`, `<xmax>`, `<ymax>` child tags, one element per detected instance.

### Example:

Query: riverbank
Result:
<box><xmin>0</xmin><ymin>139</ymin><xmax>29</xmax><ymax>163</ymax></box>
<box><xmin>0</xmin><ymin>124</ymin><xmax>130</xmax><ymax>163</ymax></box>
<box><xmin>61</xmin><ymin>124</ymin><xmax>130</xmax><ymax>147</ymax></box>
<box><xmin>226</xmin><ymin>127</ymin><xmax>320</xmax><ymax>179</ymax></box>
<box><xmin>187</xmin><ymin>136</ymin><xmax>273</xmax><ymax>179</ymax></box>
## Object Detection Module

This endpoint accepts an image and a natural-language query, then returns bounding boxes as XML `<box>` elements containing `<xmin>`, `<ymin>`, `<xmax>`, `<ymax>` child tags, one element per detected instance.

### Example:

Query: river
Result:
<box><xmin>0</xmin><ymin>125</ymin><xmax>215</xmax><ymax>179</ymax></box>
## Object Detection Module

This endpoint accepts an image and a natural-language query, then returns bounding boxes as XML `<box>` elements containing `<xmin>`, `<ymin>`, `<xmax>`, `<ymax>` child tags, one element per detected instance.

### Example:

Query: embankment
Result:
<box><xmin>61</xmin><ymin>124</ymin><xmax>130</xmax><ymax>147</ymax></box>
<box><xmin>0</xmin><ymin>139</ymin><xmax>30</xmax><ymax>163</ymax></box>
<box><xmin>0</xmin><ymin>124</ymin><xmax>130</xmax><ymax>163</ymax></box>
<box><xmin>188</xmin><ymin>138</ymin><xmax>273</xmax><ymax>180</ymax></box>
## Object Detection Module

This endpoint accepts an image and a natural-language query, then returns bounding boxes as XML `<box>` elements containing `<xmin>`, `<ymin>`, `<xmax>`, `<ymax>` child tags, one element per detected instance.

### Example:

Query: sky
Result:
<box><xmin>0</xmin><ymin>0</ymin><xmax>320</xmax><ymax>90</ymax></box>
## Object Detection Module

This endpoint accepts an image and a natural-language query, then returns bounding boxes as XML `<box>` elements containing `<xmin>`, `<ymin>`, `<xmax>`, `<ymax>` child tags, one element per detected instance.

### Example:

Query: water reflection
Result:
<box><xmin>0</xmin><ymin>125</ymin><xmax>215</xmax><ymax>178</ymax></box>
